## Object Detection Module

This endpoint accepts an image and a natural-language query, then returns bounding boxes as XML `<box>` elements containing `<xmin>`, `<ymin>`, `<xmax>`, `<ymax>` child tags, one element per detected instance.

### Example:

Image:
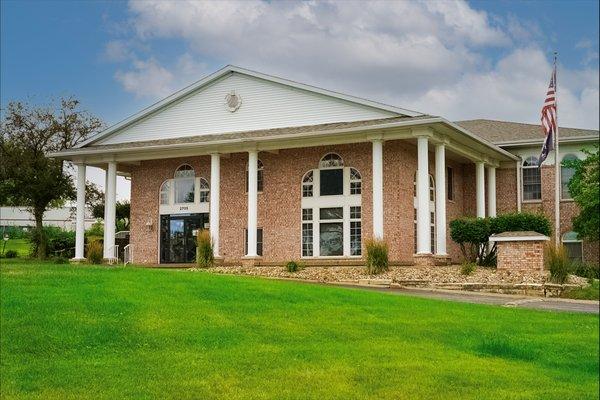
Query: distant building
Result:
<box><xmin>0</xmin><ymin>204</ymin><xmax>96</xmax><ymax>231</ymax></box>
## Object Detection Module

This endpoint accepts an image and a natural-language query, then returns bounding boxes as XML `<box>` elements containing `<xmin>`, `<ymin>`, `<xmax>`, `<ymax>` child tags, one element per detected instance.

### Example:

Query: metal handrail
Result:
<box><xmin>107</xmin><ymin>245</ymin><xmax>119</xmax><ymax>265</ymax></box>
<box><xmin>123</xmin><ymin>244</ymin><xmax>132</xmax><ymax>266</ymax></box>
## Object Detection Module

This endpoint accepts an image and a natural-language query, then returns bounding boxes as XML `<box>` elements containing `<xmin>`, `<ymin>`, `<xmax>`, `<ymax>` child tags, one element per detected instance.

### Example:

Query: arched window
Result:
<box><xmin>350</xmin><ymin>168</ymin><xmax>362</xmax><ymax>195</ymax></box>
<box><xmin>522</xmin><ymin>156</ymin><xmax>541</xmax><ymax>201</ymax></box>
<box><xmin>245</xmin><ymin>159</ymin><xmax>264</xmax><ymax>192</ymax></box>
<box><xmin>160</xmin><ymin>180</ymin><xmax>170</xmax><ymax>205</ymax></box>
<box><xmin>561</xmin><ymin>154</ymin><xmax>578</xmax><ymax>200</ymax></box>
<box><xmin>199</xmin><ymin>178</ymin><xmax>210</xmax><ymax>203</ymax></box>
<box><xmin>302</xmin><ymin>171</ymin><xmax>313</xmax><ymax>197</ymax></box>
<box><xmin>562</xmin><ymin>231</ymin><xmax>583</xmax><ymax>262</ymax></box>
<box><xmin>413</xmin><ymin>173</ymin><xmax>435</xmax><ymax>254</ymax></box>
<box><xmin>319</xmin><ymin>153</ymin><xmax>344</xmax><ymax>169</ymax></box>
<box><xmin>301</xmin><ymin>153</ymin><xmax>361</xmax><ymax>258</ymax></box>
<box><xmin>174</xmin><ymin>164</ymin><xmax>195</xmax><ymax>203</ymax></box>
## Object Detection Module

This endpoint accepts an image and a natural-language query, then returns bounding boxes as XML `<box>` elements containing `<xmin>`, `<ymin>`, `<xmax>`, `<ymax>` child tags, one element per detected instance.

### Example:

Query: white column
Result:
<box><xmin>416</xmin><ymin>136</ymin><xmax>431</xmax><ymax>254</ymax></box>
<box><xmin>487</xmin><ymin>166</ymin><xmax>497</xmax><ymax>217</ymax></box>
<box><xmin>372</xmin><ymin>139</ymin><xmax>384</xmax><ymax>240</ymax></box>
<box><xmin>74</xmin><ymin>163</ymin><xmax>86</xmax><ymax>260</ymax></box>
<box><xmin>476</xmin><ymin>161</ymin><xmax>486</xmax><ymax>218</ymax></box>
<box><xmin>103</xmin><ymin>171</ymin><xmax>109</xmax><ymax>252</ymax></box>
<box><xmin>210</xmin><ymin>153</ymin><xmax>221</xmax><ymax>256</ymax></box>
<box><xmin>434</xmin><ymin>144</ymin><xmax>447</xmax><ymax>255</ymax></box>
<box><xmin>103</xmin><ymin>161</ymin><xmax>117</xmax><ymax>259</ymax></box>
<box><xmin>246</xmin><ymin>150</ymin><xmax>258</xmax><ymax>257</ymax></box>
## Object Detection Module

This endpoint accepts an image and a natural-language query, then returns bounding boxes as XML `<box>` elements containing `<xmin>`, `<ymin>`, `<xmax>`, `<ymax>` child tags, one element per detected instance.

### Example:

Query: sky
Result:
<box><xmin>2</xmin><ymin>0</ymin><xmax>599</xmax><ymax>200</ymax></box>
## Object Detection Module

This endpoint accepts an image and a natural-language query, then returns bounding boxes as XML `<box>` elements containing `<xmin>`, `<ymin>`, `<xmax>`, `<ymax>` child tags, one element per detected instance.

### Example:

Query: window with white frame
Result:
<box><xmin>174</xmin><ymin>164</ymin><xmax>195</xmax><ymax>203</ymax></box>
<box><xmin>350</xmin><ymin>206</ymin><xmax>361</xmax><ymax>256</ymax></box>
<box><xmin>300</xmin><ymin>153</ymin><xmax>361</xmax><ymax>257</ymax></box>
<box><xmin>245</xmin><ymin>159</ymin><xmax>264</xmax><ymax>192</ymax></box>
<box><xmin>350</xmin><ymin>168</ymin><xmax>362</xmax><ymax>195</ymax></box>
<box><xmin>302</xmin><ymin>171</ymin><xmax>313</xmax><ymax>198</ymax></box>
<box><xmin>561</xmin><ymin>154</ymin><xmax>578</xmax><ymax>200</ymax></box>
<box><xmin>160</xmin><ymin>180</ymin><xmax>170</xmax><ymax>205</ymax></box>
<box><xmin>562</xmin><ymin>231</ymin><xmax>583</xmax><ymax>263</ymax></box>
<box><xmin>413</xmin><ymin>173</ymin><xmax>435</xmax><ymax>254</ymax></box>
<box><xmin>522</xmin><ymin>156</ymin><xmax>541</xmax><ymax>201</ymax></box>
<box><xmin>302</xmin><ymin>208</ymin><xmax>313</xmax><ymax>256</ymax></box>
<box><xmin>199</xmin><ymin>177</ymin><xmax>210</xmax><ymax>203</ymax></box>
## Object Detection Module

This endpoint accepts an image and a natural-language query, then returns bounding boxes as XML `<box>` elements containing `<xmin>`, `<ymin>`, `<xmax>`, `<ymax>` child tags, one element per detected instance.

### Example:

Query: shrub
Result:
<box><xmin>28</xmin><ymin>227</ymin><xmax>76</xmax><ymax>258</ymax></box>
<box><xmin>196</xmin><ymin>229</ymin><xmax>214</xmax><ymax>268</ymax></box>
<box><xmin>285</xmin><ymin>260</ymin><xmax>303</xmax><ymax>272</ymax></box>
<box><xmin>86</xmin><ymin>222</ymin><xmax>104</xmax><ymax>239</ymax></box>
<box><xmin>490</xmin><ymin>213</ymin><xmax>551</xmax><ymax>237</ymax></box>
<box><xmin>546</xmin><ymin>244</ymin><xmax>570</xmax><ymax>284</ymax></box>
<box><xmin>450</xmin><ymin>213</ymin><xmax>551</xmax><ymax>266</ymax></box>
<box><xmin>461</xmin><ymin>262</ymin><xmax>477</xmax><ymax>276</ymax></box>
<box><xmin>365</xmin><ymin>239</ymin><xmax>389</xmax><ymax>275</ymax></box>
<box><xmin>571</xmin><ymin>262</ymin><xmax>600</xmax><ymax>280</ymax></box>
<box><xmin>1</xmin><ymin>226</ymin><xmax>28</xmax><ymax>239</ymax></box>
<box><xmin>86</xmin><ymin>240</ymin><xmax>103</xmax><ymax>264</ymax></box>
<box><xmin>4</xmin><ymin>250</ymin><xmax>18</xmax><ymax>258</ymax></box>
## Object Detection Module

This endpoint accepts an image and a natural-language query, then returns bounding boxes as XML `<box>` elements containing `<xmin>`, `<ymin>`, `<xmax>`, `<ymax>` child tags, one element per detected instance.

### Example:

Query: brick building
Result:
<box><xmin>51</xmin><ymin>66</ymin><xmax>599</xmax><ymax>266</ymax></box>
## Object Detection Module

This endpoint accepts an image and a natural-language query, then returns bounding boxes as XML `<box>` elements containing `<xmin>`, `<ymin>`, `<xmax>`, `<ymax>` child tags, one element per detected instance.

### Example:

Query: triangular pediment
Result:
<box><xmin>85</xmin><ymin>66</ymin><xmax>419</xmax><ymax>147</ymax></box>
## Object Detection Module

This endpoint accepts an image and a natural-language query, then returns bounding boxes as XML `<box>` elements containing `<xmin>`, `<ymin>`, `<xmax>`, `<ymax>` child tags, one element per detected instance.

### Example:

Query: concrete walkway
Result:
<box><xmin>330</xmin><ymin>283</ymin><xmax>600</xmax><ymax>314</ymax></box>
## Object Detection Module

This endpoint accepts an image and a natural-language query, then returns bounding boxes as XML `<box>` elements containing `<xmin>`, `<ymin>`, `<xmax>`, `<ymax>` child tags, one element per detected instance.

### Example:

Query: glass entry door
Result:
<box><xmin>160</xmin><ymin>213</ymin><xmax>208</xmax><ymax>263</ymax></box>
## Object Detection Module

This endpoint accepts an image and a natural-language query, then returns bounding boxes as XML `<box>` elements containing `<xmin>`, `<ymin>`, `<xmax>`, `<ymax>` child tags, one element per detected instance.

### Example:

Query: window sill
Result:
<box><xmin>522</xmin><ymin>200</ymin><xmax>542</xmax><ymax>204</ymax></box>
<box><xmin>560</xmin><ymin>198</ymin><xmax>575</xmax><ymax>203</ymax></box>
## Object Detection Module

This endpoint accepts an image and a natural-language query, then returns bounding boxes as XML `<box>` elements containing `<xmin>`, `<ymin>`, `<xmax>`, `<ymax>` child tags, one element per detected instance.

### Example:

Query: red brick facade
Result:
<box><xmin>496</xmin><ymin>240</ymin><xmax>546</xmax><ymax>271</ymax></box>
<box><xmin>129</xmin><ymin>140</ymin><xmax>598</xmax><ymax>265</ymax></box>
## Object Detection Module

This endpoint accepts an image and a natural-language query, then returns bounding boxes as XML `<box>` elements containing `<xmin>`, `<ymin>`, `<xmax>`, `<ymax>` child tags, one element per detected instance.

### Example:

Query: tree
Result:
<box><xmin>563</xmin><ymin>146</ymin><xmax>599</xmax><ymax>241</ymax></box>
<box><xmin>92</xmin><ymin>200</ymin><xmax>131</xmax><ymax>231</ymax></box>
<box><xmin>0</xmin><ymin>98</ymin><xmax>103</xmax><ymax>258</ymax></box>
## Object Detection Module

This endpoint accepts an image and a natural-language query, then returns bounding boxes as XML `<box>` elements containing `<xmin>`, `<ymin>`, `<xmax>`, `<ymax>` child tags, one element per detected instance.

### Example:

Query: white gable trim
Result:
<box><xmin>77</xmin><ymin>65</ymin><xmax>423</xmax><ymax>148</ymax></box>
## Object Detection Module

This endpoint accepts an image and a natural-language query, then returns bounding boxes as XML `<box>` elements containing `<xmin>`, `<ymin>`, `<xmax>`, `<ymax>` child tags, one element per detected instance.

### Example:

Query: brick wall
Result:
<box><xmin>129</xmin><ymin>140</ymin><xmax>467</xmax><ymax>265</ymax></box>
<box><xmin>496</xmin><ymin>240</ymin><xmax>546</xmax><ymax>271</ymax></box>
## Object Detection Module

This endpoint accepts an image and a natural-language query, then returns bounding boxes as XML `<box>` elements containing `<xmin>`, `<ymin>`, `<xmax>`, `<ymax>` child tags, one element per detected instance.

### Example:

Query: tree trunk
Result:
<box><xmin>33</xmin><ymin>208</ymin><xmax>46</xmax><ymax>260</ymax></box>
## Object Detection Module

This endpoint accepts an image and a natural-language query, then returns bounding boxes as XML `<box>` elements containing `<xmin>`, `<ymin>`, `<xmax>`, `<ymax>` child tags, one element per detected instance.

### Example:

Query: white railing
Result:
<box><xmin>107</xmin><ymin>245</ymin><xmax>119</xmax><ymax>265</ymax></box>
<box><xmin>123</xmin><ymin>244</ymin><xmax>132</xmax><ymax>266</ymax></box>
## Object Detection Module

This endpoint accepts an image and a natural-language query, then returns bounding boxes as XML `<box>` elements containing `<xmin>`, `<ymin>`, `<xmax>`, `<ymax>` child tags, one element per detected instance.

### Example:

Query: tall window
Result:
<box><xmin>413</xmin><ymin>174</ymin><xmax>435</xmax><ymax>254</ymax></box>
<box><xmin>199</xmin><ymin>178</ymin><xmax>210</xmax><ymax>203</ymax></box>
<box><xmin>447</xmin><ymin>166</ymin><xmax>454</xmax><ymax>201</ymax></box>
<box><xmin>562</xmin><ymin>231</ymin><xmax>583</xmax><ymax>263</ymax></box>
<box><xmin>160</xmin><ymin>181</ymin><xmax>170</xmax><ymax>205</ymax></box>
<box><xmin>244</xmin><ymin>228</ymin><xmax>263</xmax><ymax>256</ymax></box>
<box><xmin>319</xmin><ymin>153</ymin><xmax>344</xmax><ymax>196</ymax></box>
<box><xmin>302</xmin><ymin>208</ymin><xmax>313</xmax><ymax>256</ymax></box>
<box><xmin>522</xmin><ymin>156</ymin><xmax>541</xmax><ymax>201</ymax></box>
<box><xmin>300</xmin><ymin>153</ymin><xmax>361</xmax><ymax>257</ymax></box>
<box><xmin>302</xmin><ymin>171</ymin><xmax>313</xmax><ymax>197</ymax></box>
<box><xmin>245</xmin><ymin>159</ymin><xmax>264</xmax><ymax>192</ymax></box>
<box><xmin>174</xmin><ymin>164</ymin><xmax>195</xmax><ymax>203</ymax></box>
<box><xmin>350</xmin><ymin>168</ymin><xmax>362</xmax><ymax>195</ymax></box>
<box><xmin>561</xmin><ymin>154</ymin><xmax>578</xmax><ymax>200</ymax></box>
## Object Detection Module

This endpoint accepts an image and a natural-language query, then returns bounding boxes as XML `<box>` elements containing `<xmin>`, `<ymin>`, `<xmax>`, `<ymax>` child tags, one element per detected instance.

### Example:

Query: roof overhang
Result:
<box><xmin>495</xmin><ymin>135</ymin><xmax>599</xmax><ymax>148</ymax></box>
<box><xmin>49</xmin><ymin>117</ymin><xmax>518</xmax><ymax>166</ymax></box>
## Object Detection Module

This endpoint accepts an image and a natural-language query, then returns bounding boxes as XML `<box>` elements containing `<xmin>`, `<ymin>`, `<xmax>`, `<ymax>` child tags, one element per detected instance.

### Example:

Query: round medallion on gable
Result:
<box><xmin>225</xmin><ymin>90</ymin><xmax>242</xmax><ymax>112</ymax></box>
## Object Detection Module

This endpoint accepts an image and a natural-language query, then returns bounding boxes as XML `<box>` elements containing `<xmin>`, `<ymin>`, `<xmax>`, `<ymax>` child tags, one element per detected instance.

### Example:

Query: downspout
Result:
<box><xmin>516</xmin><ymin>158</ymin><xmax>522</xmax><ymax>212</ymax></box>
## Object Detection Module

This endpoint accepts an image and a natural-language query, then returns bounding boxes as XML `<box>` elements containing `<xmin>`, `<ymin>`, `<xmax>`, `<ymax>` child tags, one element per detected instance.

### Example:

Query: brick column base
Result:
<box><xmin>413</xmin><ymin>254</ymin><xmax>436</xmax><ymax>267</ymax></box>
<box><xmin>241</xmin><ymin>256</ymin><xmax>262</xmax><ymax>267</ymax></box>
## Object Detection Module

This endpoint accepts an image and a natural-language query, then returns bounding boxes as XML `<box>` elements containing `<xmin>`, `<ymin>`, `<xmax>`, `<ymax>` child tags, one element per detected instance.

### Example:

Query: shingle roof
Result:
<box><xmin>84</xmin><ymin>115</ymin><xmax>432</xmax><ymax>151</ymax></box>
<box><xmin>456</xmin><ymin>119</ymin><xmax>598</xmax><ymax>145</ymax></box>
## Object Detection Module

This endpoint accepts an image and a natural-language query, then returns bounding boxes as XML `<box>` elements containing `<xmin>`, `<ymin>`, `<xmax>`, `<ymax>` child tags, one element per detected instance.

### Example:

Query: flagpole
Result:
<box><xmin>553</xmin><ymin>52</ymin><xmax>560</xmax><ymax>247</ymax></box>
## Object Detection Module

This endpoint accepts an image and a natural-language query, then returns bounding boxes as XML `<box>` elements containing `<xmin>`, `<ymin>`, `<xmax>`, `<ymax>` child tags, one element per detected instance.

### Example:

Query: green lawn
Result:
<box><xmin>562</xmin><ymin>280</ymin><xmax>600</xmax><ymax>300</ymax></box>
<box><xmin>2</xmin><ymin>239</ymin><xmax>30</xmax><ymax>257</ymax></box>
<box><xmin>1</xmin><ymin>260</ymin><xmax>598</xmax><ymax>400</ymax></box>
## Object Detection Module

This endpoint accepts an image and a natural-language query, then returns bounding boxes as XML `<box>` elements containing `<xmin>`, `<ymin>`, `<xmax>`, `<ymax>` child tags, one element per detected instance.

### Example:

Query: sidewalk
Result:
<box><xmin>330</xmin><ymin>283</ymin><xmax>600</xmax><ymax>314</ymax></box>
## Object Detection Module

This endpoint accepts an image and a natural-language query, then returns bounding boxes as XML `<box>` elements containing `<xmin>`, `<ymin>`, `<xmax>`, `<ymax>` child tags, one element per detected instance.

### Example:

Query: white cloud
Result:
<box><xmin>106</xmin><ymin>0</ymin><xmax>599</xmax><ymax>129</ymax></box>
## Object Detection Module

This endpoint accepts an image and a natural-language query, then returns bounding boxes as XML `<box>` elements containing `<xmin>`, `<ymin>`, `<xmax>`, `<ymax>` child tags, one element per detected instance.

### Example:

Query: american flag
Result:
<box><xmin>539</xmin><ymin>65</ymin><xmax>557</xmax><ymax>166</ymax></box>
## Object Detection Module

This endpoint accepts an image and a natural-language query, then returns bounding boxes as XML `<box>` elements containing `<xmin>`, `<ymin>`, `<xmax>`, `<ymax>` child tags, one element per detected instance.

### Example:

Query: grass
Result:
<box><xmin>562</xmin><ymin>280</ymin><xmax>600</xmax><ymax>300</ymax></box>
<box><xmin>1</xmin><ymin>259</ymin><xmax>599</xmax><ymax>400</ymax></box>
<box><xmin>1</xmin><ymin>239</ymin><xmax>30</xmax><ymax>258</ymax></box>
